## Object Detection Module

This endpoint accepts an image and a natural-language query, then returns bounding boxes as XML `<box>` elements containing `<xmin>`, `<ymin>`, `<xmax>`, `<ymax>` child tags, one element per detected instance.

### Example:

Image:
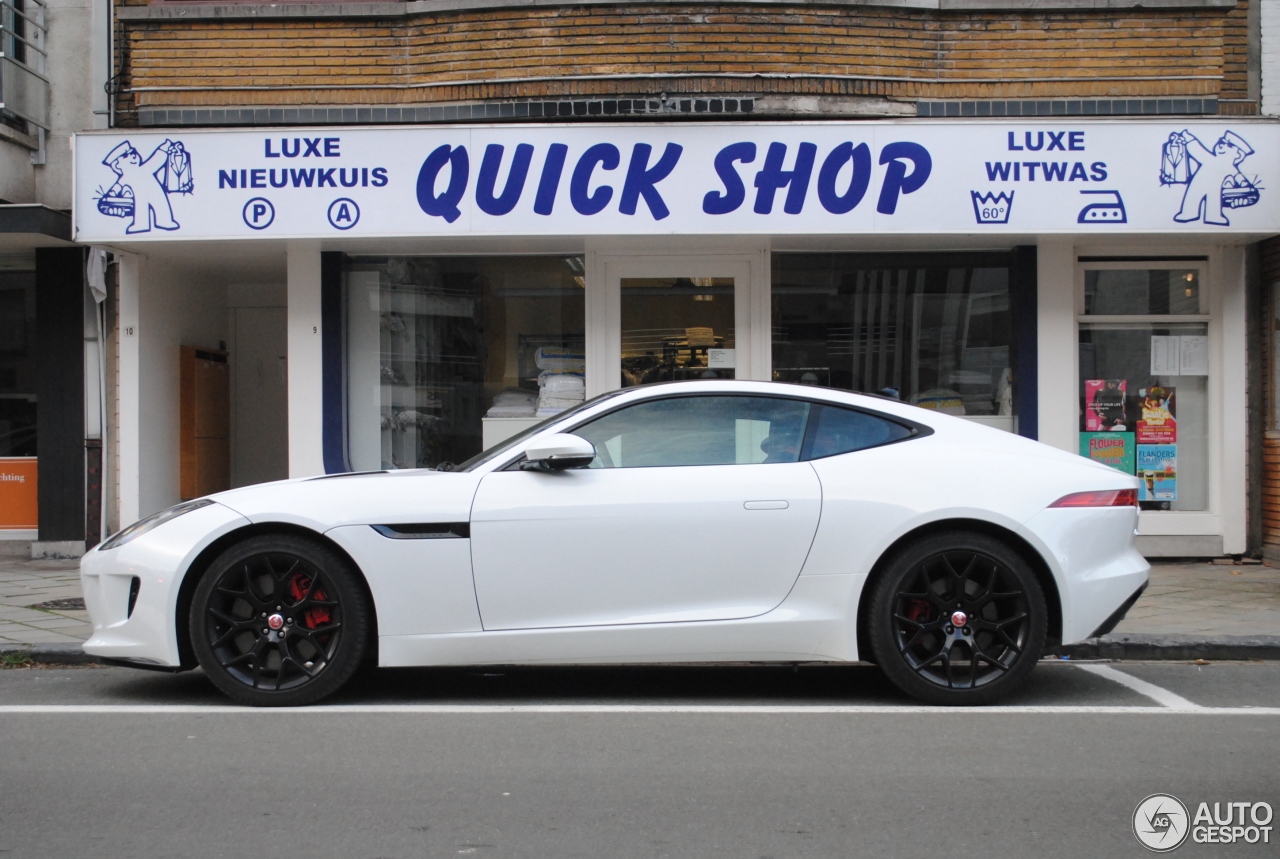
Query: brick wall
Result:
<box><xmin>113</xmin><ymin>2</ymin><xmax>1247</xmax><ymax>120</ymax></box>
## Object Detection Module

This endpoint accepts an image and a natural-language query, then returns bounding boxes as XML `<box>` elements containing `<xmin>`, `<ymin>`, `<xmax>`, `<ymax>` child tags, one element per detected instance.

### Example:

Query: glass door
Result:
<box><xmin>595</xmin><ymin>255</ymin><xmax>760</xmax><ymax>395</ymax></box>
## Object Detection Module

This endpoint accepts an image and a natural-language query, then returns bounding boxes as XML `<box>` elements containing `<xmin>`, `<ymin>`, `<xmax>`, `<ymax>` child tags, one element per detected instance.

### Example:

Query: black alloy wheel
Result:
<box><xmin>867</xmin><ymin>531</ymin><xmax>1047</xmax><ymax>706</ymax></box>
<box><xmin>191</xmin><ymin>535</ymin><xmax>370</xmax><ymax>706</ymax></box>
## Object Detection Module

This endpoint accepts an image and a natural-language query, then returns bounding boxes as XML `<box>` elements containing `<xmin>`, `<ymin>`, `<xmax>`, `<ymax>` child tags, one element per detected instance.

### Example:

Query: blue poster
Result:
<box><xmin>1137</xmin><ymin>444</ymin><xmax>1177</xmax><ymax>501</ymax></box>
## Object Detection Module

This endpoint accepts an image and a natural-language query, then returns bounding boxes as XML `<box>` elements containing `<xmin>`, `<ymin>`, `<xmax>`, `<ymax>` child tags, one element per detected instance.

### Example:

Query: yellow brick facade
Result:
<box><xmin>112</xmin><ymin>1</ymin><xmax>1254</xmax><ymax>120</ymax></box>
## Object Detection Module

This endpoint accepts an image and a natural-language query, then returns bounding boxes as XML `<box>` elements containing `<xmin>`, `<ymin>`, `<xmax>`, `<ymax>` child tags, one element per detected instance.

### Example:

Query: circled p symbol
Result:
<box><xmin>242</xmin><ymin>197</ymin><xmax>275</xmax><ymax>230</ymax></box>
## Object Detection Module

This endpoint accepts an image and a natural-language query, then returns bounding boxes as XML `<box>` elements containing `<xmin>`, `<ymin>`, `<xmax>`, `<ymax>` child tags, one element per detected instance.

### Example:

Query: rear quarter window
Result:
<box><xmin>802</xmin><ymin>404</ymin><xmax>915</xmax><ymax>460</ymax></box>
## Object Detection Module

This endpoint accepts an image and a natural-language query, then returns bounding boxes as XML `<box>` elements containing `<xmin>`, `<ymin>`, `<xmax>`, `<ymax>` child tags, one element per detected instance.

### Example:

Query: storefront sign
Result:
<box><xmin>0</xmin><ymin>457</ymin><xmax>37</xmax><ymax>530</ymax></box>
<box><xmin>73</xmin><ymin>121</ymin><xmax>1280</xmax><ymax>242</ymax></box>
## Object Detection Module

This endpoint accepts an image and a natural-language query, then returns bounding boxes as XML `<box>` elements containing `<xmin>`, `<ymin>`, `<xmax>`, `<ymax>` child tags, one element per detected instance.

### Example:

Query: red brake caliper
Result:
<box><xmin>904</xmin><ymin>599</ymin><xmax>933</xmax><ymax>624</ymax></box>
<box><xmin>288</xmin><ymin>573</ymin><xmax>331</xmax><ymax>629</ymax></box>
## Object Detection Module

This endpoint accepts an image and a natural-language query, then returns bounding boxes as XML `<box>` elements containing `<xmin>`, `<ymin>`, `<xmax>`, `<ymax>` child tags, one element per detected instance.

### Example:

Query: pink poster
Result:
<box><xmin>1084</xmin><ymin>379</ymin><xmax>1128</xmax><ymax>432</ymax></box>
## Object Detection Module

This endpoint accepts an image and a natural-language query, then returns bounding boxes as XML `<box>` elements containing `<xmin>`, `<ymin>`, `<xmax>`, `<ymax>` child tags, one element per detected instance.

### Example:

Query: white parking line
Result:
<box><xmin>1075</xmin><ymin>664</ymin><xmax>1203</xmax><ymax>709</ymax></box>
<box><xmin>0</xmin><ymin>703</ymin><xmax>1276</xmax><ymax>715</ymax></box>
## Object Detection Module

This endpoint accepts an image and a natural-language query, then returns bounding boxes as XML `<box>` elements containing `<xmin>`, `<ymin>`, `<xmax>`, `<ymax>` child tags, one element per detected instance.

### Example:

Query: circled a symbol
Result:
<box><xmin>242</xmin><ymin>197</ymin><xmax>275</xmax><ymax>230</ymax></box>
<box><xmin>327</xmin><ymin>198</ymin><xmax>360</xmax><ymax>230</ymax></box>
<box><xmin>1132</xmin><ymin>794</ymin><xmax>1189</xmax><ymax>852</ymax></box>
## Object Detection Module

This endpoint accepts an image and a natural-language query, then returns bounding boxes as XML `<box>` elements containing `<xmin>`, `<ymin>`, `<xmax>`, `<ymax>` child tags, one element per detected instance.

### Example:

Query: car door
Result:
<box><xmin>469</xmin><ymin>394</ymin><xmax>823</xmax><ymax>630</ymax></box>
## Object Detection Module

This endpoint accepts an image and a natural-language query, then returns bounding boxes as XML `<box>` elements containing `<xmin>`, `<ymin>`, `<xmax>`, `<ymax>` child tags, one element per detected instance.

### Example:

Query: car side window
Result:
<box><xmin>571</xmin><ymin>396</ymin><xmax>811</xmax><ymax>468</ymax></box>
<box><xmin>801</xmin><ymin>404</ymin><xmax>914</xmax><ymax>460</ymax></box>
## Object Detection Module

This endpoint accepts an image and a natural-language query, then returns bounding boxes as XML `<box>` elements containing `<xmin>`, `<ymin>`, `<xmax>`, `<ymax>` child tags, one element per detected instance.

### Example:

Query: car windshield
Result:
<box><xmin>453</xmin><ymin>390</ymin><xmax>628</xmax><ymax>472</ymax></box>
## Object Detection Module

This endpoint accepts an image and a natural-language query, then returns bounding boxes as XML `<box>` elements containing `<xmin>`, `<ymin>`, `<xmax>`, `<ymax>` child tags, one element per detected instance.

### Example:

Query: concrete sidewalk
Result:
<box><xmin>1</xmin><ymin>556</ymin><xmax>1278</xmax><ymax>661</ymax></box>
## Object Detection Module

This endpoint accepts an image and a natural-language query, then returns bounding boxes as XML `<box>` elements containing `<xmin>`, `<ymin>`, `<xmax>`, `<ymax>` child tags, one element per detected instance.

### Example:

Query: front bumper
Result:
<box><xmin>80</xmin><ymin>502</ymin><xmax>252</xmax><ymax>667</ymax></box>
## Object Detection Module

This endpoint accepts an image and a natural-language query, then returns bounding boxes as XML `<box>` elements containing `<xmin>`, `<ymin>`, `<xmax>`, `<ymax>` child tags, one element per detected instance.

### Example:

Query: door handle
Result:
<box><xmin>744</xmin><ymin>500</ymin><xmax>789</xmax><ymax>510</ymax></box>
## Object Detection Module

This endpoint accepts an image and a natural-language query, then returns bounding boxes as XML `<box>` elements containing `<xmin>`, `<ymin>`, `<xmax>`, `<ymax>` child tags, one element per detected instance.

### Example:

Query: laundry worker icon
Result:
<box><xmin>1168</xmin><ymin>129</ymin><xmax>1255</xmax><ymax>226</ymax></box>
<box><xmin>102</xmin><ymin>139</ymin><xmax>182</xmax><ymax>234</ymax></box>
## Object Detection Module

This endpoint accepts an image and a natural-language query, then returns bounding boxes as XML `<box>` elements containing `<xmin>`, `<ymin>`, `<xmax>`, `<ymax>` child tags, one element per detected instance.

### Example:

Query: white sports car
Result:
<box><xmin>81</xmin><ymin>381</ymin><xmax>1148</xmax><ymax>706</ymax></box>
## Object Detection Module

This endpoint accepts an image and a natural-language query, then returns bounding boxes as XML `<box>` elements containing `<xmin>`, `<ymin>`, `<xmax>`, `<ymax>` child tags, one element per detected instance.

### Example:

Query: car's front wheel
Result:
<box><xmin>867</xmin><ymin>531</ymin><xmax>1047</xmax><ymax>706</ymax></box>
<box><xmin>190</xmin><ymin>535</ymin><xmax>370</xmax><ymax>706</ymax></box>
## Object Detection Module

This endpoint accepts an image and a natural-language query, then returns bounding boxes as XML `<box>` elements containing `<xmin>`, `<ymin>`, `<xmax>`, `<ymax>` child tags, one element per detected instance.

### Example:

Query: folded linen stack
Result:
<box><xmin>485</xmin><ymin>388</ymin><xmax>538</xmax><ymax>418</ymax></box>
<box><xmin>537</xmin><ymin>372</ymin><xmax>585</xmax><ymax>416</ymax></box>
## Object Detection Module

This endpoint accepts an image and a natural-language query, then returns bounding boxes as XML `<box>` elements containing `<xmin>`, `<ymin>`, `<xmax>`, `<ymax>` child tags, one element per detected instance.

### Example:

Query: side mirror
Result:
<box><xmin>522</xmin><ymin>433</ymin><xmax>596</xmax><ymax>471</ymax></box>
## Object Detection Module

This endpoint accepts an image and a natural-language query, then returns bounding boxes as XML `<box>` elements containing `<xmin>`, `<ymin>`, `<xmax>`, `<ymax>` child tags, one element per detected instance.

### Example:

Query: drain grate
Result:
<box><xmin>27</xmin><ymin>598</ymin><xmax>86</xmax><ymax>611</ymax></box>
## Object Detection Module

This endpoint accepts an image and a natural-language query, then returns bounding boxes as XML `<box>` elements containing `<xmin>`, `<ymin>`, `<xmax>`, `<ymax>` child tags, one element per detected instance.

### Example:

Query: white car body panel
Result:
<box><xmin>80</xmin><ymin>380</ymin><xmax>1150</xmax><ymax>671</ymax></box>
<box><xmin>80</xmin><ymin>502</ymin><xmax>251</xmax><ymax>665</ymax></box>
<box><xmin>470</xmin><ymin>462</ymin><xmax>822</xmax><ymax>629</ymax></box>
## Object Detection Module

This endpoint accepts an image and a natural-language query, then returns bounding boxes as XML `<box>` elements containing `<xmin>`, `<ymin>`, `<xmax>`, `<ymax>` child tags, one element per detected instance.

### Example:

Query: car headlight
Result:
<box><xmin>99</xmin><ymin>499</ymin><xmax>216</xmax><ymax>551</ymax></box>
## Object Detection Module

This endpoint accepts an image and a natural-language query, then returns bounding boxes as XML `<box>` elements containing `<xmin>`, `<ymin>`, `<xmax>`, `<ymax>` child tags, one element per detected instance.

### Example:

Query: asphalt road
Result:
<box><xmin>1</xmin><ymin>660</ymin><xmax>1278</xmax><ymax>859</ymax></box>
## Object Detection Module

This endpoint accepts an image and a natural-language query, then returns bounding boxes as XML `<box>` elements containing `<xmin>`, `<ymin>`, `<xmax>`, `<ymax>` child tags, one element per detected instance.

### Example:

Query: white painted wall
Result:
<box><xmin>1036</xmin><ymin>239</ymin><xmax>1077</xmax><ymax>454</ymax></box>
<box><xmin>286</xmin><ymin>242</ymin><xmax>324</xmax><ymax>477</ymax></box>
<box><xmin>1217</xmin><ymin>245</ymin><xmax>1248</xmax><ymax>554</ymax></box>
<box><xmin>1263</xmin><ymin>0</ymin><xmax>1280</xmax><ymax>116</ymax></box>
<box><xmin>115</xmin><ymin>253</ymin><xmax>227</xmax><ymax>522</ymax></box>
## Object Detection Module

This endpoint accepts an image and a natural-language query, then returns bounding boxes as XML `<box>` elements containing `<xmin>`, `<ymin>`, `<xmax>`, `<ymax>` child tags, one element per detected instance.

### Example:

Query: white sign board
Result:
<box><xmin>73</xmin><ymin>121</ymin><xmax>1280</xmax><ymax>242</ymax></box>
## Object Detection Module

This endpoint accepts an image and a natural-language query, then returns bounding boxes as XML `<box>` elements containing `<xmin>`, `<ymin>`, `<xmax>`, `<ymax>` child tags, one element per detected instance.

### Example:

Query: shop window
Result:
<box><xmin>771</xmin><ymin>254</ymin><xmax>1014</xmax><ymax>421</ymax></box>
<box><xmin>1078</xmin><ymin>264</ymin><xmax>1208</xmax><ymax>512</ymax></box>
<box><xmin>0</xmin><ymin>275</ymin><xmax>36</xmax><ymax>458</ymax></box>
<box><xmin>345</xmin><ymin>256</ymin><xmax>585</xmax><ymax>470</ymax></box>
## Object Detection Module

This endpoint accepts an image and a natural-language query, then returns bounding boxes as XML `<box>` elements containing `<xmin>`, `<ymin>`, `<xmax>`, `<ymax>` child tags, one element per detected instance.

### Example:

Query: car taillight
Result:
<box><xmin>1049</xmin><ymin>489</ymin><xmax>1138</xmax><ymax>508</ymax></box>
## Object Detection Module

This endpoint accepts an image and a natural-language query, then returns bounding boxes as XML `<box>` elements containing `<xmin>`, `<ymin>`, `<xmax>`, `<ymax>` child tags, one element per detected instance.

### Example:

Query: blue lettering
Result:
<box><xmin>1090</xmin><ymin>162</ymin><xmax>1108</xmax><ymax>181</ymax></box>
<box><xmin>339</xmin><ymin>168</ymin><xmax>360</xmax><ymax>188</ymax></box>
<box><xmin>985</xmin><ymin>162</ymin><xmax>1012</xmax><ymax>181</ymax></box>
<box><xmin>476</xmin><ymin>143</ymin><xmax>534</xmax><ymax>217</ymax></box>
<box><xmin>1007</xmin><ymin>132</ymin><xmax>1024</xmax><ymax>152</ymax></box>
<box><xmin>250</xmin><ymin>169</ymin><xmax>267</xmax><ymax>189</ymax></box>
<box><xmin>240</xmin><ymin>169</ymin><xmax>247</xmax><ymax>188</ymax></box>
<box><xmin>1023</xmin><ymin>162</ymin><xmax>1040</xmax><ymax>181</ymax></box>
<box><xmin>252</xmin><ymin>203</ymin><xmax>268</xmax><ymax>222</ymax></box>
<box><xmin>265</xmin><ymin>140</ymin><xmax>280</xmax><ymax>158</ymax></box>
<box><xmin>283</xmin><ymin>138</ymin><xmax>301</xmax><ymax>158</ymax></box>
<box><xmin>324</xmin><ymin>138</ymin><xmax>340</xmax><ymax>157</ymax></box>
<box><xmin>317</xmin><ymin>168</ymin><xmax>337</xmax><ymax>188</ymax></box>
<box><xmin>876</xmin><ymin>141</ymin><xmax>932</xmax><ymax>215</ymax></box>
<box><xmin>816</xmin><ymin>141</ymin><xmax>871</xmax><ymax>215</ymax></box>
<box><xmin>753</xmin><ymin>142</ymin><xmax>816</xmax><ymax>215</ymax></box>
<box><xmin>1069</xmin><ymin>131</ymin><xmax>1085</xmax><ymax>151</ymax></box>
<box><xmin>1068</xmin><ymin>162</ymin><xmax>1089</xmax><ymax>181</ymax></box>
<box><xmin>1046</xmin><ymin>132</ymin><xmax>1066</xmax><ymax>151</ymax></box>
<box><xmin>1024</xmin><ymin>132</ymin><xmax>1045</xmax><ymax>152</ymax></box>
<box><xmin>702</xmin><ymin>142</ymin><xmax>755</xmax><ymax>215</ymax></box>
<box><xmin>303</xmin><ymin>138</ymin><xmax>322</xmax><ymax>158</ymax></box>
<box><xmin>334</xmin><ymin>203</ymin><xmax>353</xmax><ymax>223</ymax></box>
<box><xmin>269</xmin><ymin>169</ymin><xmax>289</xmax><ymax>188</ymax></box>
<box><xmin>570</xmin><ymin>143</ymin><xmax>620</xmax><ymax>216</ymax></box>
<box><xmin>361</xmin><ymin>167</ymin><xmax>368</xmax><ymax>187</ymax></box>
<box><xmin>290</xmin><ymin>168</ymin><xmax>315</xmax><ymax>187</ymax></box>
<box><xmin>619</xmin><ymin>142</ymin><xmax>682</xmax><ymax>220</ymax></box>
<box><xmin>371</xmin><ymin>167</ymin><xmax>388</xmax><ymax>187</ymax></box>
<box><xmin>218</xmin><ymin>169</ymin><xmax>237</xmax><ymax>189</ymax></box>
<box><xmin>416</xmin><ymin>144</ymin><xmax>469</xmax><ymax>223</ymax></box>
<box><xmin>533</xmin><ymin>144</ymin><xmax>568</xmax><ymax>216</ymax></box>
<box><xmin>1042</xmin><ymin>162</ymin><xmax>1067</xmax><ymax>181</ymax></box>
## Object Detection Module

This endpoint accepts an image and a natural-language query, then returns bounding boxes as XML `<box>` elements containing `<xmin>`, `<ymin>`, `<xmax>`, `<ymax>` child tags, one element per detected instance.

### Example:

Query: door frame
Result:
<box><xmin>585</xmin><ymin>251</ymin><xmax>771</xmax><ymax>398</ymax></box>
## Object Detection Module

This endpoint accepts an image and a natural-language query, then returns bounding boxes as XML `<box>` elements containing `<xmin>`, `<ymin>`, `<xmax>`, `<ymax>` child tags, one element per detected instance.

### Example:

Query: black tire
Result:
<box><xmin>867</xmin><ymin>531</ymin><xmax>1047</xmax><ymax>706</ymax></box>
<box><xmin>190</xmin><ymin>534</ymin><xmax>370</xmax><ymax>706</ymax></box>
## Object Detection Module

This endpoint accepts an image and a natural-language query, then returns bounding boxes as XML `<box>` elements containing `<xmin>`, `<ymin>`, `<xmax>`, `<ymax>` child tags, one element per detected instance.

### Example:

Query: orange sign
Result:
<box><xmin>0</xmin><ymin>458</ymin><xmax>38</xmax><ymax>530</ymax></box>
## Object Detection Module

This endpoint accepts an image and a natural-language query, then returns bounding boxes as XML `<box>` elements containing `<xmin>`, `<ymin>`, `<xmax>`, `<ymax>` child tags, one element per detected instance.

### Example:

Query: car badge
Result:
<box><xmin>950</xmin><ymin>611</ymin><xmax>968</xmax><ymax>627</ymax></box>
<box><xmin>267</xmin><ymin>613</ymin><xmax>285</xmax><ymax>630</ymax></box>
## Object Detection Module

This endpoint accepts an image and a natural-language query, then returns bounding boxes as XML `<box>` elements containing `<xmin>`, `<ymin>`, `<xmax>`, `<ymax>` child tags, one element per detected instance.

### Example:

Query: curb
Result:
<box><xmin>1054</xmin><ymin>633</ymin><xmax>1280</xmax><ymax>661</ymax></box>
<box><xmin>1</xmin><ymin>643</ymin><xmax>99</xmax><ymax>666</ymax></box>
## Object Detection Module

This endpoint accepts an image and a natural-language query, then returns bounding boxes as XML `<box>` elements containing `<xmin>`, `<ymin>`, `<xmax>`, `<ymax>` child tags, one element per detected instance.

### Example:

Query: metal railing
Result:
<box><xmin>0</xmin><ymin>0</ymin><xmax>49</xmax><ymax>131</ymax></box>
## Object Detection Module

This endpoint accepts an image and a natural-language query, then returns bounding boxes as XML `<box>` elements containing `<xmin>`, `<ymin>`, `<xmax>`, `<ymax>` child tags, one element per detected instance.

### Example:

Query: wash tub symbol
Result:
<box><xmin>971</xmin><ymin>190</ymin><xmax>1013</xmax><ymax>225</ymax></box>
<box><xmin>1078</xmin><ymin>190</ymin><xmax>1127</xmax><ymax>224</ymax></box>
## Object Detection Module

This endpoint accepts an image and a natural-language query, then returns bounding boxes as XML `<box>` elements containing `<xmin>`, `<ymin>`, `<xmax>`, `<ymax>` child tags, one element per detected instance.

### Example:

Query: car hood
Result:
<box><xmin>208</xmin><ymin>469</ymin><xmax>483</xmax><ymax>533</ymax></box>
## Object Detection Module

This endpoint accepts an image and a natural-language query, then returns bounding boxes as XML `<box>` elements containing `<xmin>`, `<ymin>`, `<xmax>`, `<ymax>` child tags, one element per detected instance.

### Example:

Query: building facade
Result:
<box><xmin>70</xmin><ymin>0</ymin><xmax>1278</xmax><ymax>558</ymax></box>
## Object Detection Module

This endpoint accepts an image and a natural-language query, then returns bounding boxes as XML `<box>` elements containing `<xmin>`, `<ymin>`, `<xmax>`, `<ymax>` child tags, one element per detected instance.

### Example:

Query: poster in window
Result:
<box><xmin>1137</xmin><ymin>444</ymin><xmax>1177</xmax><ymax>501</ymax></box>
<box><xmin>1136</xmin><ymin>386</ymin><xmax>1176</xmax><ymax>444</ymax></box>
<box><xmin>1080</xmin><ymin>432</ymin><xmax>1136</xmax><ymax>474</ymax></box>
<box><xmin>0</xmin><ymin>458</ymin><xmax>38</xmax><ymax>530</ymax></box>
<box><xmin>1084</xmin><ymin>379</ymin><xmax>1128</xmax><ymax>431</ymax></box>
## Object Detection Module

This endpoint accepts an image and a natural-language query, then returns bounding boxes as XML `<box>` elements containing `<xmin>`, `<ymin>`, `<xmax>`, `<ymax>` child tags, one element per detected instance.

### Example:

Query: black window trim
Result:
<box><xmin>498</xmin><ymin>390</ymin><xmax>933</xmax><ymax>470</ymax></box>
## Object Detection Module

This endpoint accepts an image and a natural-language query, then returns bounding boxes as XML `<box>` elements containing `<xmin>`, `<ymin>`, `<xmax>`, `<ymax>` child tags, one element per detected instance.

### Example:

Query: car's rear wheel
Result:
<box><xmin>867</xmin><ymin>531</ymin><xmax>1047</xmax><ymax>706</ymax></box>
<box><xmin>191</xmin><ymin>535</ymin><xmax>370</xmax><ymax>706</ymax></box>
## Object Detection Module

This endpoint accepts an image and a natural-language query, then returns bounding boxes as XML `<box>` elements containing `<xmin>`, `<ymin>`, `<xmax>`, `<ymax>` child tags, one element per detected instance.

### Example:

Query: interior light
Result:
<box><xmin>1048</xmin><ymin>489</ymin><xmax>1138</xmax><ymax>508</ymax></box>
<box><xmin>1185</xmin><ymin>272</ymin><xmax>1195</xmax><ymax>282</ymax></box>
<box><xmin>693</xmin><ymin>295</ymin><xmax>714</xmax><ymax>301</ymax></box>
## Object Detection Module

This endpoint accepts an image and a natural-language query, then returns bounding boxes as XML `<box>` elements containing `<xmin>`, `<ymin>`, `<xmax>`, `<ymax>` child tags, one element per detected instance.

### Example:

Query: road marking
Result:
<box><xmin>0</xmin><ymin>703</ymin><xmax>1276</xmax><ymax>715</ymax></box>
<box><xmin>1075</xmin><ymin>664</ymin><xmax>1203</xmax><ymax>709</ymax></box>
